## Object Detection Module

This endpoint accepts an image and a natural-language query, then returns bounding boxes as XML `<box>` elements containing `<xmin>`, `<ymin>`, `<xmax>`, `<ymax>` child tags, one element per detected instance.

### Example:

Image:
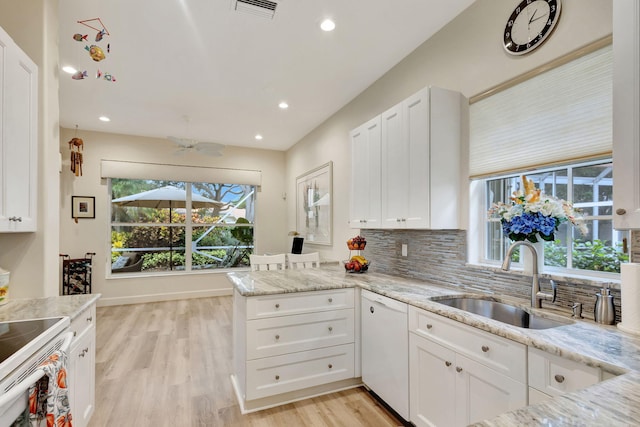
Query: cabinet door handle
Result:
<box><xmin>370</xmin><ymin>306</ymin><xmax>375</xmax><ymax>314</ymax></box>
<box><xmin>275</xmin><ymin>375</ymin><xmax>280</xmax><ymax>381</ymax></box>
<box><xmin>328</xmin><ymin>364</ymin><xmax>333</xmax><ymax>369</ymax></box>
<box><xmin>328</xmin><ymin>298</ymin><xmax>333</xmax><ymax>303</ymax></box>
<box><xmin>616</xmin><ymin>208</ymin><xmax>627</xmax><ymax>215</ymax></box>
<box><xmin>87</xmin><ymin>316</ymin><xmax>93</xmax><ymax>322</ymax></box>
<box><xmin>275</xmin><ymin>334</ymin><xmax>280</xmax><ymax>340</ymax></box>
<box><xmin>554</xmin><ymin>374</ymin><xmax>565</xmax><ymax>383</ymax></box>
<box><xmin>275</xmin><ymin>303</ymin><xmax>280</xmax><ymax>309</ymax></box>
<box><xmin>481</xmin><ymin>345</ymin><xmax>490</xmax><ymax>353</ymax></box>
<box><xmin>328</xmin><ymin>326</ymin><xmax>333</xmax><ymax>332</ymax></box>
<box><xmin>426</xmin><ymin>324</ymin><xmax>433</xmax><ymax>329</ymax></box>
<box><xmin>445</xmin><ymin>361</ymin><xmax>452</xmax><ymax>367</ymax></box>
<box><xmin>456</xmin><ymin>367</ymin><xmax>463</xmax><ymax>373</ymax></box>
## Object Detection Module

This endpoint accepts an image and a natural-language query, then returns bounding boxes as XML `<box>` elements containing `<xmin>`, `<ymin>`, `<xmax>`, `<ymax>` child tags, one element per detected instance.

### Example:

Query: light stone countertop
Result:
<box><xmin>0</xmin><ymin>293</ymin><xmax>101</xmax><ymax>322</ymax></box>
<box><xmin>227</xmin><ymin>267</ymin><xmax>640</xmax><ymax>426</ymax></box>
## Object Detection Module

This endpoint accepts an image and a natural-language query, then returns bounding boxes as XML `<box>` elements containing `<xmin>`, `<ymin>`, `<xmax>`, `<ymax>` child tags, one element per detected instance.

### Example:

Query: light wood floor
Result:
<box><xmin>89</xmin><ymin>297</ymin><xmax>403</xmax><ymax>426</ymax></box>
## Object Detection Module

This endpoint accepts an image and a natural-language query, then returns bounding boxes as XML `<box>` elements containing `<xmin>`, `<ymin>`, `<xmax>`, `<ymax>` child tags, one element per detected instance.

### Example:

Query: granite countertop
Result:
<box><xmin>0</xmin><ymin>293</ymin><xmax>101</xmax><ymax>322</ymax></box>
<box><xmin>227</xmin><ymin>268</ymin><xmax>640</xmax><ymax>426</ymax></box>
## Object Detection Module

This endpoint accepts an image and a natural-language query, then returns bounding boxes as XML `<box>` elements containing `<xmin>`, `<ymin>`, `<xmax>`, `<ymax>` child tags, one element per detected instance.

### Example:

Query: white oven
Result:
<box><xmin>0</xmin><ymin>317</ymin><xmax>71</xmax><ymax>427</ymax></box>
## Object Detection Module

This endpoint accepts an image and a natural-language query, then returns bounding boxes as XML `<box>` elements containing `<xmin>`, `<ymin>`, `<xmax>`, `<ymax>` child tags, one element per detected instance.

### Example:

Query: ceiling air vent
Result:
<box><xmin>233</xmin><ymin>0</ymin><xmax>278</xmax><ymax>19</ymax></box>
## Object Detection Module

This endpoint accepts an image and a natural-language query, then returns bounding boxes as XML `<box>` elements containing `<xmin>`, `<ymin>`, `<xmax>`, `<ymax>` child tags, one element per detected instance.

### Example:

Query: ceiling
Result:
<box><xmin>58</xmin><ymin>0</ymin><xmax>475</xmax><ymax>151</ymax></box>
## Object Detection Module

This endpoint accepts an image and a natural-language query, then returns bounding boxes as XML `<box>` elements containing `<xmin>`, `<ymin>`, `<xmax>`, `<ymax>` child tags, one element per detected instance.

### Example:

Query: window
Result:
<box><xmin>110</xmin><ymin>179</ymin><xmax>255</xmax><ymax>274</ymax></box>
<box><xmin>484</xmin><ymin>160</ymin><xmax>629</xmax><ymax>274</ymax></box>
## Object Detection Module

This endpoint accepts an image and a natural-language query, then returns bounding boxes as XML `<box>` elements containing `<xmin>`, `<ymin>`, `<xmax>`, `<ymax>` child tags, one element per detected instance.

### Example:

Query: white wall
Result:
<box><xmin>0</xmin><ymin>0</ymin><xmax>60</xmax><ymax>298</ymax></box>
<box><xmin>59</xmin><ymin>128</ymin><xmax>286</xmax><ymax>306</ymax></box>
<box><xmin>285</xmin><ymin>0</ymin><xmax>613</xmax><ymax>262</ymax></box>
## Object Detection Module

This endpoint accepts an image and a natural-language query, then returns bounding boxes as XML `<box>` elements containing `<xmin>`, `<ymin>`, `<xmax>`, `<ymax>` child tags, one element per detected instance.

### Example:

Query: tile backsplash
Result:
<box><xmin>361</xmin><ymin>229</ymin><xmax>630</xmax><ymax>323</ymax></box>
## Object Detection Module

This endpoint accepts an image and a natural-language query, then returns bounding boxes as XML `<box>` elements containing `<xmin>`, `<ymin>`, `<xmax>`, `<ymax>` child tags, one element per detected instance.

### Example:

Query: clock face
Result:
<box><xmin>504</xmin><ymin>0</ymin><xmax>561</xmax><ymax>55</ymax></box>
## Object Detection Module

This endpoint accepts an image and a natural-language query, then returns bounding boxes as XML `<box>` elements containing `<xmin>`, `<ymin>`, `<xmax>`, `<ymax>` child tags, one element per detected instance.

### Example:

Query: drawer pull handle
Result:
<box><xmin>87</xmin><ymin>316</ymin><xmax>93</xmax><ymax>322</ymax></box>
<box><xmin>328</xmin><ymin>364</ymin><xmax>333</xmax><ymax>369</ymax></box>
<box><xmin>426</xmin><ymin>324</ymin><xmax>433</xmax><ymax>329</ymax></box>
<box><xmin>554</xmin><ymin>374</ymin><xmax>565</xmax><ymax>383</ymax></box>
<box><xmin>275</xmin><ymin>375</ymin><xmax>280</xmax><ymax>381</ymax></box>
<box><xmin>456</xmin><ymin>367</ymin><xmax>463</xmax><ymax>373</ymax></box>
<box><xmin>328</xmin><ymin>326</ymin><xmax>333</xmax><ymax>332</ymax></box>
<box><xmin>616</xmin><ymin>208</ymin><xmax>627</xmax><ymax>215</ymax></box>
<box><xmin>275</xmin><ymin>303</ymin><xmax>280</xmax><ymax>309</ymax></box>
<box><xmin>445</xmin><ymin>361</ymin><xmax>452</xmax><ymax>367</ymax></box>
<box><xmin>481</xmin><ymin>345</ymin><xmax>490</xmax><ymax>353</ymax></box>
<box><xmin>328</xmin><ymin>298</ymin><xmax>333</xmax><ymax>303</ymax></box>
<box><xmin>73</xmin><ymin>331</ymin><xmax>77</xmax><ymax>337</ymax></box>
<box><xmin>275</xmin><ymin>335</ymin><xmax>280</xmax><ymax>340</ymax></box>
<box><xmin>370</xmin><ymin>306</ymin><xmax>375</xmax><ymax>314</ymax></box>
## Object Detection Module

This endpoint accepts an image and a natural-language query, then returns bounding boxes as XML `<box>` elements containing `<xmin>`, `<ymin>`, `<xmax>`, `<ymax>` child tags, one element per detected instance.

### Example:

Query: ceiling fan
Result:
<box><xmin>167</xmin><ymin>136</ymin><xmax>225</xmax><ymax>157</ymax></box>
<box><xmin>167</xmin><ymin>116</ymin><xmax>225</xmax><ymax>156</ymax></box>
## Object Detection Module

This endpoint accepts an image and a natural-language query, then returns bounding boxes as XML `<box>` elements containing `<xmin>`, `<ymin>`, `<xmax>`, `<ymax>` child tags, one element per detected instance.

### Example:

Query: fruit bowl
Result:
<box><xmin>347</xmin><ymin>241</ymin><xmax>366</xmax><ymax>250</ymax></box>
<box><xmin>344</xmin><ymin>259</ymin><xmax>370</xmax><ymax>273</ymax></box>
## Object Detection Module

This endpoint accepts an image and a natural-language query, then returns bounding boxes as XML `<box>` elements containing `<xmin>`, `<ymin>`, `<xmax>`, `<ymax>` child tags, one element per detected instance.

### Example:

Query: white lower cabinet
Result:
<box><xmin>233</xmin><ymin>288</ymin><xmax>358</xmax><ymax>411</ymax></box>
<box><xmin>68</xmin><ymin>304</ymin><xmax>97</xmax><ymax>427</ymax></box>
<box><xmin>527</xmin><ymin>347</ymin><xmax>602</xmax><ymax>403</ymax></box>
<box><xmin>409</xmin><ymin>306</ymin><xmax>527</xmax><ymax>427</ymax></box>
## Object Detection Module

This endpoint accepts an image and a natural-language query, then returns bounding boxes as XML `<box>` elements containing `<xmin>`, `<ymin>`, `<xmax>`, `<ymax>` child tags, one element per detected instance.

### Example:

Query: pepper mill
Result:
<box><xmin>594</xmin><ymin>287</ymin><xmax>616</xmax><ymax>325</ymax></box>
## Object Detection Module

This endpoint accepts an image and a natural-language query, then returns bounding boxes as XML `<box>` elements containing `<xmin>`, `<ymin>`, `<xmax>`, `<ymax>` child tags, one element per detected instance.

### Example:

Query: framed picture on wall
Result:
<box><xmin>296</xmin><ymin>161</ymin><xmax>333</xmax><ymax>245</ymax></box>
<box><xmin>71</xmin><ymin>196</ymin><xmax>95</xmax><ymax>219</ymax></box>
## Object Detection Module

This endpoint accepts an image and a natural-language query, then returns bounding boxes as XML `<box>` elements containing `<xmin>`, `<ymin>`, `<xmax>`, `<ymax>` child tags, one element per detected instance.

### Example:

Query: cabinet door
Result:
<box><xmin>455</xmin><ymin>353</ymin><xmax>527</xmax><ymax>427</ymax></box>
<box><xmin>381</xmin><ymin>103</ymin><xmax>407</xmax><ymax>228</ymax></box>
<box><xmin>0</xmin><ymin>26</ymin><xmax>38</xmax><ymax>232</ymax></box>
<box><xmin>350</xmin><ymin>116</ymin><xmax>381</xmax><ymax>228</ymax></box>
<box><xmin>404</xmin><ymin>89</ymin><xmax>430</xmax><ymax>228</ymax></box>
<box><xmin>69</xmin><ymin>325</ymin><xmax>96</xmax><ymax>427</ymax></box>
<box><xmin>613</xmin><ymin>0</ymin><xmax>640</xmax><ymax>229</ymax></box>
<box><xmin>409</xmin><ymin>333</ymin><xmax>456</xmax><ymax>427</ymax></box>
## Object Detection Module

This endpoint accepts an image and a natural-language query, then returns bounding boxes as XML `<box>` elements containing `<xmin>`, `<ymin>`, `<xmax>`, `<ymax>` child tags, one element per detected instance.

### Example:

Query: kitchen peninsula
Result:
<box><xmin>228</xmin><ymin>267</ymin><xmax>640</xmax><ymax>426</ymax></box>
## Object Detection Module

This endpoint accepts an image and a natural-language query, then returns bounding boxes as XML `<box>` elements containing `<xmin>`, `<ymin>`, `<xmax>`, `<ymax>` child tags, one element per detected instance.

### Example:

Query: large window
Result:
<box><xmin>484</xmin><ymin>160</ymin><xmax>629</xmax><ymax>274</ymax></box>
<box><xmin>110</xmin><ymin>179</ymin><xmax>255</xmax><ymax>274</ymax></box>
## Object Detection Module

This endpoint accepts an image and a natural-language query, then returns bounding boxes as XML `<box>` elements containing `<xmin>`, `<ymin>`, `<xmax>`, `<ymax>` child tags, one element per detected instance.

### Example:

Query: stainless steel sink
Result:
<box><xmin>434</xmin><ymin>297</ymin><xmax>571</xmax><ymax>330</ymax></box>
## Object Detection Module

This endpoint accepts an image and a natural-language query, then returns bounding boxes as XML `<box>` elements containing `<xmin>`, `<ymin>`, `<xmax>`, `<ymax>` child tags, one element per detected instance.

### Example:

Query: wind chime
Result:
<box><xmin>69</xmin><ymin>125</ymin><xmax>84</xmax><ymax>177</ymax></box>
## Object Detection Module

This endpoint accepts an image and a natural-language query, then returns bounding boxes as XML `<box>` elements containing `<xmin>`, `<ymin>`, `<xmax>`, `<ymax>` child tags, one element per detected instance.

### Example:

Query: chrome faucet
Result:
<box><xmin>502</xmin><ymin>241</ymin><xmax>556</xmax><ymax>308</ymax></box>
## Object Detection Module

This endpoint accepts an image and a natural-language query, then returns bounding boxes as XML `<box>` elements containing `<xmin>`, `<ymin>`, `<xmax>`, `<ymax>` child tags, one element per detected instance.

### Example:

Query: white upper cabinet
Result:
<box><xmin>0</xmin><ymin>25</ymin><xmax>38</xmax><ymax>232</ymax></box>
<box><xmin>380</xmin><ymin>87</ymin><xmax>463</xmax><ymax>229</ymax></box>
<box><xmin>613</xmin><ymin>0</ymin><xmax>640</xmax><ymax>229</ymax></box>
<box><xmin>349</xmin><ymin>116</ymin><xmax>382</xmax><ymax>228</ymax></box>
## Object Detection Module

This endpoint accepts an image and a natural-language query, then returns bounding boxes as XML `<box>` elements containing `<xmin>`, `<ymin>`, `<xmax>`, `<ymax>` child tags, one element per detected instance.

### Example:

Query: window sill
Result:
<box><xmin>466</xmin><ymin>262</ymin><xmax>621</xmax><ymax>290</ymax></box>
<box><xmin>106</xmin><ymin>266</ymin><xmax>250</xmax><ymax>280</ymax></box>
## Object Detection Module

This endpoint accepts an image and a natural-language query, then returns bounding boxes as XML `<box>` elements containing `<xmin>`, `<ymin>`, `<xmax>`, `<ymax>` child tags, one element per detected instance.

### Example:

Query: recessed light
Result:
<box><xmin>62</xmin><ymin>66</ymin><xmax>77</xmax><ymax>74</ymax></box>
<box><xmin>320</xmin><ymin>19</ymin><xmax>336</xmax><ymax>32</ymax></box>
<box><xmin>255</xmin><ymin>134</ymin><xmax>263</xmax><ymax>140</ymax></box>
<box><xmin>99</xmin><ymin>116</ymin><xmax>111</xmax><ymax>122</ymax></box>
<box><xmin>279</xmin><ymin>102</ymin><xmax>289</xmax><ymax>109</ymax></box>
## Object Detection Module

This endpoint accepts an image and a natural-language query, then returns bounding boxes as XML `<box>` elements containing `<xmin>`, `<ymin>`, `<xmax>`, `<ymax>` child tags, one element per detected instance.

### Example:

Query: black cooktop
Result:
<box><xmin>0</xmin><ymin>318</ymin><xmax>64</xmax><ymax>364</ymax></box>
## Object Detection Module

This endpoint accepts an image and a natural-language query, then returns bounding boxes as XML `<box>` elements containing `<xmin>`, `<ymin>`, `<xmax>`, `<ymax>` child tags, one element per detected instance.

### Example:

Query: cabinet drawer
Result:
<box><xmin>528</xmin><ymin>347</ymin><xmax>601</xmax><ymax>397</ymax></box>
<box><xmin>247</xmin><ymin>309</ymin><xmax>355</xmax><ymax>359</ymax></box>
<box><xmin>409</xmin><ymin>306</ymin><xmax>526</xmax><ymax>383</ymax></box>
<box><xmin>69</xmin><ymin>305</ymin><xmax>96</xmax><ymax>338</ymax></box>
<box><xmin>245</xmin><ymin>343</ymin><xmax>355</xmax><ymax>400</ymax></box>
<box><xmin>246</xmin><ymin>288</ymin><xmax>354</xmax><ymax>320</ymax></box>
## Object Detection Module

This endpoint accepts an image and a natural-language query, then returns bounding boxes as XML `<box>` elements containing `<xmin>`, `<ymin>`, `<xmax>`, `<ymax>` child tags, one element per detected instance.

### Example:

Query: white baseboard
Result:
<box><xmin>96</xmin><ymin>288</ymin><xmax>233</xmax><ymax>307</ymax></box>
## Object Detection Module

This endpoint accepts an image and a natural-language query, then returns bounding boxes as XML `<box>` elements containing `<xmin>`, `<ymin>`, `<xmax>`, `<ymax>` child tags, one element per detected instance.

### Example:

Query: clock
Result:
<box><xmin>503</xmin><ymin>0</ymin><xmax>561</xmax><ymax>55</ymax></box>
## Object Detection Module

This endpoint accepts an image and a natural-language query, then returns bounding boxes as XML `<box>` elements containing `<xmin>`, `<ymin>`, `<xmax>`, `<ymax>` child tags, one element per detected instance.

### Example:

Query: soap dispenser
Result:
<box><xmin>594</xmin><ymin>287</ymin><xmax>616</xmax><ymax>325</ymax></box>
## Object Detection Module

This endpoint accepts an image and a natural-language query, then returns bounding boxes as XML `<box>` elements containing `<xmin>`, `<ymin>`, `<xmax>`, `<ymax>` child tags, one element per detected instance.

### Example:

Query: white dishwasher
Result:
<box><xmin>361</xmin><ymin>289</ymin><xmax>409</xmax><ymax>421</ymax></box>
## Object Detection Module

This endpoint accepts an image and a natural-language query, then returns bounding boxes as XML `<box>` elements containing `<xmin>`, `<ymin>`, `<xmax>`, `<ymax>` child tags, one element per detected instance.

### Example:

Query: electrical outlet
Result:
<box><xmin>401</xmin><ymin>243</ymin><xmax>408</xmax><ymax>257</ymax></box>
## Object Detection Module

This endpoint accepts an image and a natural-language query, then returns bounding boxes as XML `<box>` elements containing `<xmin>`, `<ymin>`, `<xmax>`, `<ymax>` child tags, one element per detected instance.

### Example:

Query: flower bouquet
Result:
<box><xmin>488</xmin><ymin>175</ymin><xmax>587</xmax><ymax>243</ymax></box>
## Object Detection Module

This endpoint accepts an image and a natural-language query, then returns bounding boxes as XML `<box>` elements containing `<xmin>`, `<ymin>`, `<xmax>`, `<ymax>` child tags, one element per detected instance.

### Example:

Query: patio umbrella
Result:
<box><xmin>112</xmin><ymin>186</ymin><xmax>224</xmax><ymax>270</ymax></box>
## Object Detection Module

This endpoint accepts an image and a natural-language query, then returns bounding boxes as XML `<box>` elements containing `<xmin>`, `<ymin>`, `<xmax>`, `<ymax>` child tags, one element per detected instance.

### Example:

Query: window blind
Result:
<box><xmin>469</xmin><ymin>45</ymin><xmax>612</xmax><ymax>178</ymax></box>
<box><xmin>101</xmin><ymin>160</ymin><xmax>262</xmax><ymax>186</ymax></box>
